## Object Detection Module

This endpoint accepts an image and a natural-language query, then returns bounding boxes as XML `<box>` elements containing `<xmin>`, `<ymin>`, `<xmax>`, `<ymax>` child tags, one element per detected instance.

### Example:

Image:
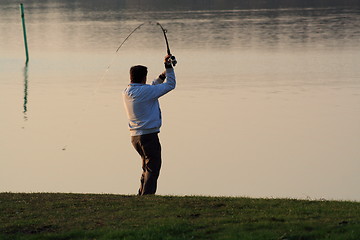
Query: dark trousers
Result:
<box><xmin>131</xmin><ymin>132</ymin><xmax>162</xmax><ymax>195</ymax></box>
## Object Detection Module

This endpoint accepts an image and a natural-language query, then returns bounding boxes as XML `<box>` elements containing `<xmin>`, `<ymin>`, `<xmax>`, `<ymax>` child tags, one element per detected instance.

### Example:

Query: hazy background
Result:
<box><xmin>1</xmin><ymin>0</ymin><xmax>360</xmax><ymax>200</ymax></box>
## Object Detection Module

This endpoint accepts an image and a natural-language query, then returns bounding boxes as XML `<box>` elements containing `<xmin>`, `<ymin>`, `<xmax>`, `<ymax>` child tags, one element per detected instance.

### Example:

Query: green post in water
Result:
<box><xmin>20</xmin><ymin>3</ymin><xmax>29</xmax><ymax>63</ymax></box>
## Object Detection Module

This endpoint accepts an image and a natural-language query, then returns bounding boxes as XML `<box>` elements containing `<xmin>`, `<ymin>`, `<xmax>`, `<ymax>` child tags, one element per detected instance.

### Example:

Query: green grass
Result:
<box><xmin>0</xmin><ymin>193</ymin><xmax>359</xmax><ymax>240</ymax></box>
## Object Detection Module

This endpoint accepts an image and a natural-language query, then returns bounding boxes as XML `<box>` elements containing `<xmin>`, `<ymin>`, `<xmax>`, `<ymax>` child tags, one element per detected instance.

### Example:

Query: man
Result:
<box><xmin>123</xmin><ymin>55</ymin><xmax>176</xmax><ymax>195</ymax></box>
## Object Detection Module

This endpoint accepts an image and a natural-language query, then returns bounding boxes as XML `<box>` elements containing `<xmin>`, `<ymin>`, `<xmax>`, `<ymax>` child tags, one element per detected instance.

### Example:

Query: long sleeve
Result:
<box><xmin>143</xmin><ymin>68</ymin><xmax>176</xmax><ymax>100</ymax></box>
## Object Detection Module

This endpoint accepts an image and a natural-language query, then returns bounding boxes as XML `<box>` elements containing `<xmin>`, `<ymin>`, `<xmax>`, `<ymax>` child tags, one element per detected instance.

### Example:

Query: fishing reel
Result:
<box><xmin>169</xmin><ymin>55</ymin><xmax>177</xmax><ymax>67</ymax></box>
<box><xmin>165</xmin><ymin>55</ymin><xmax>177</xmax><ymax>67</ymax></box>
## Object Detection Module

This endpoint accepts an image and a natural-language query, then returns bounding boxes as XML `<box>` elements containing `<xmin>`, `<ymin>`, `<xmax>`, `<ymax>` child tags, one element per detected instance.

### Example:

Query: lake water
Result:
<box><xmin>1</xmin><ymin>0</ymin><xmax>360</xmax><ymax>201</ymax></box>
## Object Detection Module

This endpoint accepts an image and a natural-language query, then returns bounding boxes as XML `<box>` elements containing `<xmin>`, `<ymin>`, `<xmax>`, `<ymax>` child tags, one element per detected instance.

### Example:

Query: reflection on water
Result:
<box><xmin>1</xmin><ymin>1</ymin><xmax>360</xmax><ymax>200</ymax></box>
<box><xmin>23</xmin><ymin>64</ymin><xmax>29</xmax><ymax>121</ymax></box>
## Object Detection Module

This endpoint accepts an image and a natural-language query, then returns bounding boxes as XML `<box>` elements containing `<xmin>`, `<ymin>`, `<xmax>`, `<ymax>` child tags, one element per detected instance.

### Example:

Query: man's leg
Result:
<box><xmin>131</xmin><ymin>133</ymin><xmax>162</xmax><ymax>195</ymax></box>
<box><xmin>131</xmin><ymin>135</ymin><xmax>146</xmax><ymax>195</ymax></box>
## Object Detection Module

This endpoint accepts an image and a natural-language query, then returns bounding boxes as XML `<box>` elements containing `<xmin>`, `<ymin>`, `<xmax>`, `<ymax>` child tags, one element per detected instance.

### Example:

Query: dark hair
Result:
<box><xmin>130</xmin><ymin>65</ymin><xmax>148</xmax><ymax>83</ymax></box>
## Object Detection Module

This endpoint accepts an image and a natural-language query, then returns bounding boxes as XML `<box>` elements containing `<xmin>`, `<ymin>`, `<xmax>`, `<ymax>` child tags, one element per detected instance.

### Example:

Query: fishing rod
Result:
<box><xmin>156</xmin><ymin>22</ymin><xmax>177</xmax><ymax>66</ymax></box>
<box><xmin>115</xmin><ymin>21</ymin><xmax>177</xmax><ymax>66</ymax></box>
<box><xmin>113</xmin><ymin>21</ymin><xmax>177</xmax><ymax>67</ymax></box>
<box><xmin>116</xmin><ymin>23</ymin><xmax>145</xmax><ymax>53</ymax></box>
<box><xmin>113</xmin><ymin>22</ymin><xmax>177</xmax><ymax>67</ymax></box>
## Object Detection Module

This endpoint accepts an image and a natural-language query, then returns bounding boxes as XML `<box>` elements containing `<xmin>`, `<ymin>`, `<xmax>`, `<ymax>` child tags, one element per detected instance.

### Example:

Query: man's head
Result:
<box><xmin>130</xmin><ymin>65</ymin><xmax>148</xmax><ymax>83</ymax></box>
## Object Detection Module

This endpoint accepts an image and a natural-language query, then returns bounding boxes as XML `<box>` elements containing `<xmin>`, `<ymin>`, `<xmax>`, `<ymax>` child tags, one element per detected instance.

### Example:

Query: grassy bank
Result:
<box><xmin>0</xmin><ymin>193</ymin><xmax>359</xmax><ymax>240</ymax></box>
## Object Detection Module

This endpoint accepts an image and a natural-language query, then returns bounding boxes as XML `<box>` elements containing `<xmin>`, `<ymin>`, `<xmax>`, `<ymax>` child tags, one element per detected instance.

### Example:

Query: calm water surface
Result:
<box><xmin>1</xmin><ymin>1</ymin><xmax>360</xmax><ymax>200</ymax></box>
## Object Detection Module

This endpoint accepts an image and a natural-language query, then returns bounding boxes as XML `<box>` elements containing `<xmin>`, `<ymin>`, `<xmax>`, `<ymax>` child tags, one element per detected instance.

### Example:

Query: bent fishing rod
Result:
<box><xmin>114</xmin><ymin>21</ymin><xmax>177</xmax><ymax>66</ymax></box>
<box><xmin>105</xmin><ymin>22</ymin><xmax>177</xmax><ymax>71</ymax></box>
<box><xmin>156</xmin><ymin>22</ymin><xmax>177</xmax><ymax>66</ymax></box>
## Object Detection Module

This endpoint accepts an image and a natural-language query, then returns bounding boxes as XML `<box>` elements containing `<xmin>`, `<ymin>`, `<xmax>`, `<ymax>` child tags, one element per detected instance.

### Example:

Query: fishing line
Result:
<box><xmin>100</xmin><ymin>22</ymin><xmax>146</xmax><ymax>85</ymax></box>
<box><xmin>62</xmin><ymin>22</ymin><xmax>145</xmax><ymax>151</ymax></box>
<box><xmin>62</xmin><ymin>21</ymin><xmax>175</xmax><ymax>151</ymax></box>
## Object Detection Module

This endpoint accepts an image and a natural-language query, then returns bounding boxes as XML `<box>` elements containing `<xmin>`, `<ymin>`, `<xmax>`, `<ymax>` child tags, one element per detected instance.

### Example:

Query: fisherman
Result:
<box><xmin>123</xmin><ymin>54</ymin><xmax>176</xmax><ymax>195</ymax></box>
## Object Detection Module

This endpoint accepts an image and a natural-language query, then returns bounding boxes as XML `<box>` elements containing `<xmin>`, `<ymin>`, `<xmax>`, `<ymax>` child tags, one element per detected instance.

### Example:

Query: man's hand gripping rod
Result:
<box><xmin>157</xmin><ymin>22</ymin><xmax>177</xmax><ymax>66</ymax></box>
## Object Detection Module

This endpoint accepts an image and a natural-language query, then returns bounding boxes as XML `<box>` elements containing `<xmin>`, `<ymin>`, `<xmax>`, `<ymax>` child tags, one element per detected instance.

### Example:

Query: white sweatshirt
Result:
<box><xmin>123</xmin><ymin>68</ymin><xmax>176</xmax><ymax>136</ymax></box>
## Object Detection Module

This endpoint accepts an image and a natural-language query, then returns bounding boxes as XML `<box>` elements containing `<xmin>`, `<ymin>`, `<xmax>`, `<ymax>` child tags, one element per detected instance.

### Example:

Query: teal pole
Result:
<box><xmin>20</xmin><ymin>3</ymin><xmax>29</xmax><ymax>63</ymax></box>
